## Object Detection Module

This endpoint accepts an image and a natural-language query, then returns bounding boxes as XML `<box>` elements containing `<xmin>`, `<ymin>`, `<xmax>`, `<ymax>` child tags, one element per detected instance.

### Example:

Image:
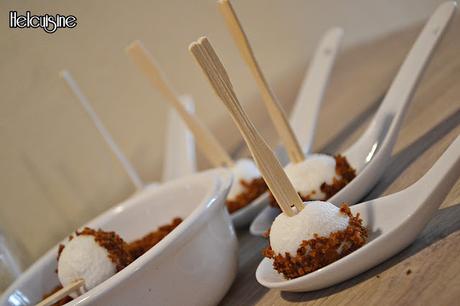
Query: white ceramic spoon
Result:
<box><xmin>277</xmin><ymin>27</ymin><xmax>344</xmax><ymax>165</ymax></box>
<box><xmin>232</xmin><ymin>28</ymin><xmax>344</xmax><ymax>227</ymax></box>
<box><xmin>161</xmin><ymin>95</ymin><xmax>197</xmax><ymax>181</ymax></box>
<box><xmin>250</xmin><ymin>1</ymin><xmax>456</xmax><ymax>236</ymax></box>
<box><xmin>60</xmin><ymin>71</ymin><xmax>197</xmax><ymax>194</ymax></box>
<box><xmin>257</xmin><ymin>134</ymin><xmax>460</xmax><ymax>291</ymax></box>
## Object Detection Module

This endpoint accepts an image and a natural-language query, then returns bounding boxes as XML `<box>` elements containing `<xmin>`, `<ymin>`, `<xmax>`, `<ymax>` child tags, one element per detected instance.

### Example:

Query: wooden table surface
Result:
<box><xmin>219</xmin><ymin>15</ymin><xmax>460</xmax><ymax>306</ymax></box>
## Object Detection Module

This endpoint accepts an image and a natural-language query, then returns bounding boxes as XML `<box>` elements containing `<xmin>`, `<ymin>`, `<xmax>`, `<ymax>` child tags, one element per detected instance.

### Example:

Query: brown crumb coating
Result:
<box><xmin>226</xmin><ymin>177</ymin><xmax>268</xmax><ymax>214</ymax></box>
<box><xmin>56</xmin><ymin>235</ymin><xmax>75</xmax><ymax>262</ymax></box>
<box><xmin>127</xmin><ymin>218</ymin><xmax>182</xmax><ymax>260</ymax></box>
<box><xmin>321</xmin><ymin>155</ymin><xmax>356</xmax><ymax>199</ymax></box>
<box><xmin>269</xmin><ymin>154</ymin><xmax>356</xmax><ymax>207</ymax></box>
<box><xmin>56</xmin><ymin>244</ymin><xmax>65</xmax><ymax>262</ymax></box>
<box><xmin>263</xmin><ymin>204</ymin><xmax>367</xmax><ymax>279</ymax></box>
<box><xmin>76</xmin><ymin>228</ymin><xmax>133</xmax><ymax>272</ymax></box>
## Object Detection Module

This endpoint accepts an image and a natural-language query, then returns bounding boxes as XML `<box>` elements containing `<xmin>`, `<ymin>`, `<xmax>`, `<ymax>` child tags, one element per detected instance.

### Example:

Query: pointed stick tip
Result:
<box><xmin>188</xmin><ymin>41</ymin><xmax>199</xmax><ymax>52</ymax></box>
<box><xmin>197</xmin><ymin>36</ymin><xmax>208</xmax><ymax>44</ymax></box>
<box><xmin>126</xmin><ymin>40</ymin><xmax>143</xmax><ymax>54</ymax></box>
<box><xmin>189</xmin><ymin>36</ymin><xmax>208</xmax><ymax>52</ymax></box>
<box><xmin>58</xmin><ymin>70</ymin><xmax>69</xmax><ymax>79</ymax></box>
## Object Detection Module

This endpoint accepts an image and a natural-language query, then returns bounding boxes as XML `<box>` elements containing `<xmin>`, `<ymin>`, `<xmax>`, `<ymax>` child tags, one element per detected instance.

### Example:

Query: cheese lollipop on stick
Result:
<box><xmin>189</xmin><ymin>36</ymin><xmax>303</xmax><ymax>214</ymax></box>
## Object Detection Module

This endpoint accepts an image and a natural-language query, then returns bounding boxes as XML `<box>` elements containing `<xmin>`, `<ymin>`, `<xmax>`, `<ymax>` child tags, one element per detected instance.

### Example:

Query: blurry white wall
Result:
<box><xmin>0</xmin><ymin>0</ymin><xmax>446</xmax><ymax>264</ymax></box>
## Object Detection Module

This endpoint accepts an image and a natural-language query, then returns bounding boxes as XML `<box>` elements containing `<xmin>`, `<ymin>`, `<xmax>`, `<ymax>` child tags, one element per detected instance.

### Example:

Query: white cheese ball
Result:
<box><xmin>270</xmin><ymin>201</ymin><xmax>349</xmax><ymax>255</ymax></box>
<box><xmin>227</xmin><ymin>158</ymin><xmax>261</xmax><ymax>200</ymax></box>
<box><xmin>58</xmin><ymin>235</ymin><xmax>116</xmax><ymax>296</ymax></box>
<box><xmin>284</xmin><ymin>154</ymin><xmax>336</xmax><ymax>199</ymax></box>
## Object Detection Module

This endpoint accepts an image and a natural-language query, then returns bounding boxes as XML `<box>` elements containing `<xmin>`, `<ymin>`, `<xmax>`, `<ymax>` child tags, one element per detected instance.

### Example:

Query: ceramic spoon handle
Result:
<box><xmin>290</xmin><ymin>27</ymin><xmax>343</xmax><ymax>153</ymax></box>
<box><xmin>344</xmin><ymin>1</ymin><xmax>456</xmax><ymax>170</ymax></box>
<box><xmin>162</xmin><ymin>95</ymin><xmax>197</xmax><ymax>181</ymax></box>
<box><xmin>378</xmin><ymin>1</ymin><xmax>456</xmax><ymax>149</ymax></box>
<box><xmin>408</xmin><ymin>135</ymin><xmax>460</xmax><ymax>216</ymax></box>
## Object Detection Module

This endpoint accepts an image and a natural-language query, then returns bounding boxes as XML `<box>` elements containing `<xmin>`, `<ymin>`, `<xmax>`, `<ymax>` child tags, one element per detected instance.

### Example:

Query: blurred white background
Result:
<box><xmin>0</xmin><ymin>0</ymin><xmax>446</xmax><ymax>266</ymax></box>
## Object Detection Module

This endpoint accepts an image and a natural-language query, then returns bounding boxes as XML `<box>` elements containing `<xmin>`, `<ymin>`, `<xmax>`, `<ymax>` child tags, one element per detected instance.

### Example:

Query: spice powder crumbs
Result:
<box><xmin>127</xmin><ymin>217</ymin><xmax>182</xmax><ymax>259</ymax></box>
<box><xmin>226</xmin><ymin>177</ymin><xmax>268</xmax><ymax>214</ymax></box>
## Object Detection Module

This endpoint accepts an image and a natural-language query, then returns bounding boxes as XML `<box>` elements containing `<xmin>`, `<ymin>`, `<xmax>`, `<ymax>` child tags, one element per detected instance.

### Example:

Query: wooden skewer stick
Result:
<box><xmin>36</xmin><ymin>279</ymin><xmax>84</xmax><ymax>306</ymax></box>
<box><xmin>189</xmin><ymin>37</ymin><xmax>303</xmax><ymax>215</ymax></box>
<box><xmin>218</xmin><ymin>0</ymin><xmax>304</xmax><ymax>164</ymax></box>
<box><xmin>126</xmin><ymin>41</ymin><xmax>234</xmax><ymax>168</ymax></box>
<box><xmin>60</xmin><ymin>70</ymin><xmax>144</xmax><ymax>191</ymax></box>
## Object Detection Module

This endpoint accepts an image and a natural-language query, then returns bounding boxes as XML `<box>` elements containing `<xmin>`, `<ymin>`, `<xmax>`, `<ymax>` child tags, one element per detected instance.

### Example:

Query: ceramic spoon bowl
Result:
<box><xmin>257</xmin><ymin>135</ymin><xmax>460</xmax><ymax>292</ymax></box>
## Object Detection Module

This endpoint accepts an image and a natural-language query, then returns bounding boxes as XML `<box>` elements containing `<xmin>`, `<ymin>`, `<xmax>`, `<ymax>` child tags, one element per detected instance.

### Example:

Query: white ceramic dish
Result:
<box><xmin>1</xmin><ymin>168</ymin><xmax>237</xmax><ymax>306</ymax></box>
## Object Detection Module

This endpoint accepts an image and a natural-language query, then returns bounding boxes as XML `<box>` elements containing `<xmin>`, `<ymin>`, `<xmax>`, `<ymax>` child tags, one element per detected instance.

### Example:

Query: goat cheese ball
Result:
<box><xmin>270</xmin><ymin>201</ymin><xmax>349</xmax><ymax>255</ymax></box>
<box><xmin>283</xmin><ymin>154</ymin><xmax>337</xmax><ymax>200</ymax></box>
<box><xmin>265</xmin><ymin>201</ymin><xmax>367</xmax><ymax>279</ymax></box>
<box><xmin>58</xmin><ymin>228</ymin><xmax>132</xmax><ymax>296</ymax></box>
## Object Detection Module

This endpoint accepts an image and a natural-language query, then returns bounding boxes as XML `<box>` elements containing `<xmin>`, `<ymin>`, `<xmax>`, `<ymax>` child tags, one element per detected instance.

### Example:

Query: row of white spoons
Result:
<box><xmin>186</xmin><ymin>0</ymin><xmax>458</xmax><ymax>292</ymax></box>
<box><xmin>249</xmin><ymin>0</ymin><xmax>457</xmax><ymax>236</ymax></box>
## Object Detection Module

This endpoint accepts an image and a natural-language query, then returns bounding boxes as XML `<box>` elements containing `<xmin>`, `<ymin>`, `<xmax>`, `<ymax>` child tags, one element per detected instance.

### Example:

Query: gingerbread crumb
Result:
<box><xmin>321</xmin><ymin>154</ymin><xmax>356</xmax><ymax>199</ymax></box>
<box><xmin>263</xmin><ymin>204</ymin><xmax>367</xmax><ymax>279</ymax></box>
<box><xmin>127</xmin><ymin>218</ymin><xmax>182</xmax><ymax>260</ymax></box>
<box><xmin>226</xmin><ymin>177</ymin><xmax>268</xmax><ymax>214</ymax></box>
<box><xmin>56</xmin><ymin>244</ymin><xmax>65</xmax><ymax>261</ymax></box>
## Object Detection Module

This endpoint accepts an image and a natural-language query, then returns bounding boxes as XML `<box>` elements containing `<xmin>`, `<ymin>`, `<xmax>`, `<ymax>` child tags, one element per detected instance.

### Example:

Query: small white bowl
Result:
<box><xmin>1</xmin><ymin>168</ymin><xmax>238</xmax><ymax>306</ymax></box>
